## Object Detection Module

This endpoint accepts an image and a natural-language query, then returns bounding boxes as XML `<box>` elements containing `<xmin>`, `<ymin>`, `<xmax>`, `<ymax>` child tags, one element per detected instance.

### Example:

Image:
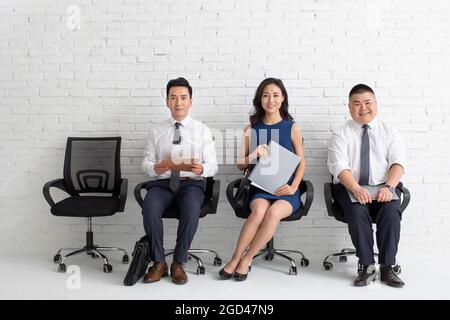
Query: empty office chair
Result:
<box><xmin>134</xmin><ymin>177</ymin><xmax>221</xmax><ymax>275</ymax></box>
<box><xmin>226</xmin><ymin>178</ymin><xmax>314</xmax><ymax>275</ymax></box>
<box><xmin>322</xmin><ymin>179</ymin><xmax>410</xmax><ymax>273</ymax></box>
<box><xmin>43</xmin><ymin>137</ymin><xmax>129</xmax><ymax>273</ymax></box>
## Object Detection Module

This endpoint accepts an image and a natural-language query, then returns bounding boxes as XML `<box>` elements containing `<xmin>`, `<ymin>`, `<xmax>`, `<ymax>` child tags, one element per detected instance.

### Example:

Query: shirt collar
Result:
<box><xmin>366</xmin><ymin>117</ymin><xmax>379</xmax><ymax>130</ymax></box>
<box><xmin>169</xmin><ymin>115</ymin><xmax>191</xmax><ymax>127</ymax></box>
<box><xmin>349</xmin><ymin>116</ymin><xmax>379</xmax><ymax>130</ymax></box>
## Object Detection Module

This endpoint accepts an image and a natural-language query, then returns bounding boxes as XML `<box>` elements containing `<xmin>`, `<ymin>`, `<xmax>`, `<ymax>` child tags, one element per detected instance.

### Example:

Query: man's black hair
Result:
<box><xmin>166</xmin><ymin>77</ymin><xmax>193</xmax><ymax>98</ymax></box>
<box><xmin>349</xmin><ymin>84</ymin><xmax>375</xmax><ymax>98</ymax></box>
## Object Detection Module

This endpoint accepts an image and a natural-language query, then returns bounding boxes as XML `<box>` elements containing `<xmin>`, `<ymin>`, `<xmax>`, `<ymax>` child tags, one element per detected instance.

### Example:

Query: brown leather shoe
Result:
<box><xmin>353</xmin><ymin>264</ymin><xmax>377</xmax><ymax>286</ymax></box>
<box><xmin>170</xmin><ymin>262</ymin><xmax>188</xmax><ymax>285</ymax></box>
<box><xmin>143</xmin><ymin>262</ymin><xmax>168</xmax><ymax>283</ymax></box>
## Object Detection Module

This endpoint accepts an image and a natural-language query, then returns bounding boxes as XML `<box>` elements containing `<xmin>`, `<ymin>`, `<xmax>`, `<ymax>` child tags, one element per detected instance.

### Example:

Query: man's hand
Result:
<box><xmin>154</xmin><ymin>163</ymin><xmax>170</xmax><ymax>176</ymax></box>
<box><xmin>190</xmin><ymin>163</ymin><xmax>204</xmax><ymax>175</ymax></box>
<box><xmin>274</xmin><ymin>184</ymin><xmax>296</xmax><ymax>196</ymax></box>
<box><xmin>351</xmin><ymin>186</ymin><xmax>373</xmax><ymax>205</ymax></box>
<box><xmin>377</xmin><ymin>187</ymin><xmax>394</xmax><ymax>202</ymax></box>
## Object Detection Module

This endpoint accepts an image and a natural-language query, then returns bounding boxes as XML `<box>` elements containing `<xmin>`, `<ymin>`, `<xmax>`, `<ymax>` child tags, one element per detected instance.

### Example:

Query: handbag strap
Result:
<box><xmin>242</xmin><ymin>164</ymin><xmax>255</xmax><ymax>180</ymax></box>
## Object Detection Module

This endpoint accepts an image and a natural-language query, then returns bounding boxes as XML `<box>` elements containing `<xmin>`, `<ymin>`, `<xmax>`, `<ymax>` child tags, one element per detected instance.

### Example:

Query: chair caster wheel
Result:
<box><xmin>339</xmin><ymin>256</ymin><xmax>347</xmax><ymax>263</ymax></box>
<box><xmin>289</xmin><ymin>266</ymin><xmax>297</xmax><ymax>275</ymax></box>
<box><xmin>103</xmin><ymin>264</ymin><xmax>113</xmax><ymax>273</ymax></box>
<box><xmin>122</xmin><ymin>255</ymin><xmax>129</xmax><ymax>264</ymax></box>
<box><xmin>300</xmin><ymin>258</ymin><xmax>309</xmax><ymax>267</ymax></box>
<box><xmin>393</xmin><ymin>265</ymin><xmax>401</xmax><ymax>275</ymax></box>
<box><xmin>197</xmin><ymin>266</ymin><xmax>205</xmax><ymax>275</ymax></box>
<box><xmin>323</xmin><ymin>261</ymin><xmax>333</xmax><ymax>270</ymax></box>
<box><xmin>53</xmin><ymin>254</ymin><xmax>61</xmax><ymax>263</ymax></box>
<box><xmin>265</xmin><ymin>254</ymin><xmax>274</xmax><ymax>261</ymax></box>
<box><xmin>58</xmin><ymin>263</ymin><xmax>66</xmax><ymax>273</ymax></box>
<box><xmin>213</xmin><ymin>257</ymin><xmax>222</xmax><ymax>266</ymax></box>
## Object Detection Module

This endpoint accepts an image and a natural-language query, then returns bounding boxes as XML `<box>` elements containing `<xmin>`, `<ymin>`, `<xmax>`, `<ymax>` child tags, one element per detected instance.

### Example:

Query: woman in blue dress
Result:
<box><xmin>219</xmin><ymin>78</ymin><xmax>306</xmax><ymax>281</ymax></box>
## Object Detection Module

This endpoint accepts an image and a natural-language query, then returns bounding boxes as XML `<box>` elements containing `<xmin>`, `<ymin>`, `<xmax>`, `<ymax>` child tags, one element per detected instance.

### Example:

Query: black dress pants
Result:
<box><xmin>333</xmin><ymin>183</ymin><xmax>401</xmax><ymax>266</ymax></box>
<box><xmin>142</xmin><ymin>179</ymin><xmax>205</xmax><ymax>263</ymax></box>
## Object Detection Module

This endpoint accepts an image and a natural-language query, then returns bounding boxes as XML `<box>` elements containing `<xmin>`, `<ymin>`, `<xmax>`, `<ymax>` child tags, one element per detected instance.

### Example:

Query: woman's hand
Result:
<box><xmin>274</xmin><ymin>184</ymin><xmax>296</xmax><ymax>196</ymax></box>
<box><xmin>249</xmin><ymin>144</ymin><xmax>269</xmax><ymax>162</ymax></box>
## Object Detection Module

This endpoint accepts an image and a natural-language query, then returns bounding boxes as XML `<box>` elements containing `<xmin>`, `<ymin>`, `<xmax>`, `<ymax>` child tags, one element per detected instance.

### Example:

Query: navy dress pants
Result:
<box><xmin>142</xmin><ymin>179</ymin><xmax>204</xmax><ymax>263</ymax></box>
<box><xmin>333</xmin><ymin>183</ymin><xmax>402</xmax><ymax>266</ymax></box>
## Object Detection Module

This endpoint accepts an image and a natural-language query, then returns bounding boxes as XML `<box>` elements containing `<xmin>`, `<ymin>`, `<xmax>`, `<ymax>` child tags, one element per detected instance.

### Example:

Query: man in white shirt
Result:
<box><xmin>141</xmin><ymin>77</ymin><xmax>218</xmax><ymax>285</ymax></box>
<box><xmin>327</xmin><ymin>84</ymin><xmax>406</xmax><ymax>288</ymax></box>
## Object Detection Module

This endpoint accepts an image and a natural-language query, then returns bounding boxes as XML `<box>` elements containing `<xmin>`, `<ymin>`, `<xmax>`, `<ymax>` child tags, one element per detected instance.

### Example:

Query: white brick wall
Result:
<box><xmin>1</xmin><ymin>0</ymin><xmax>450</xmax><ymax>259</ymax></box>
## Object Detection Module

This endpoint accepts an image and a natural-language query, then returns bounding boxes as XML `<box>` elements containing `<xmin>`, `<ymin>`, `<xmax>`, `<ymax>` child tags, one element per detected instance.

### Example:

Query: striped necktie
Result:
<box><xmin>359</xmin><ymin>124</ymin><xmax>370</xmax><ymax>186</ymax></box>
<box><xmin>169</xmin><ymin>122</ymin><xmax>182</xmax><ymax>192</ymax></box>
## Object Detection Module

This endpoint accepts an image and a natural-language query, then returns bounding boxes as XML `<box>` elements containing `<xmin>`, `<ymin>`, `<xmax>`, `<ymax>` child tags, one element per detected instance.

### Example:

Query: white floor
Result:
<box><xmin>1</xmin><ymin>250</ymin><xmax>448</xmax><ymax>300</ymax></box>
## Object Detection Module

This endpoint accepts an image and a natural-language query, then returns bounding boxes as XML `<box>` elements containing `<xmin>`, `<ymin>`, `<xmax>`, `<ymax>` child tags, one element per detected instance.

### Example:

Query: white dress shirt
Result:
<box><xmin>142</xmin><ymin>115</ymin><xmax>218</xmax><ymax>180</ymax></box>
<box><xmin>327</xmin><ymin>117</ymin><xmax>406</xmax><ymax>185</ymax></box>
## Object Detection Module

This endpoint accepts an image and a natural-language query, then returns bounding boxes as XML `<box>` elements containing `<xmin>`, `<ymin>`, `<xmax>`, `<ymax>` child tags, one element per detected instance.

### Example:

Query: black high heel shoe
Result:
<box><xmin>218</xmin><ymin>267</ymin><xmax>233</xmax><ymax>280</ymax></box>
<box><xmin>233</xmin><ymin>270</ymin><xmax>248</xmax><ymax>281</ymax></box>
<box><xmin>233</xmin><ymin>264</ymin><xmax>250</xmax><ymax>281</ymax></box>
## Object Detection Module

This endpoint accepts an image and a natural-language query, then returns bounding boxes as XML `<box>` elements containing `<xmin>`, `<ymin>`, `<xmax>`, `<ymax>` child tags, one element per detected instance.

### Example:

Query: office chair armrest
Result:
<box><xmin>134</xmin><ymin>181</ymin><xmax>148</xmax><ymax>208</ymax></box>
<box><xmin>204</xmin><ymin>177</ymin><xmax>214</xmax><ymax>200</ymax></box>
<box><xmin>396</xmin><ymin>182</ymin><xmax>410</xmax><ymax>213</ymax></box>
<box><xmin>210</xmin><ymin>179</ymin><xmax>221</xmax><ymax>214</ymax></box>
<box><xmin>118</xmin><ymin>178</ymin><xmax>128</xmax><ymax>212</ymax></box>
<box><xmin>301</xmin><ymin>180</ymin><xmax>314</xmax><ymax>215</ymax></box>
<box><xmin>324</xmin><ymin>183</ymin><xmax>334</xmax><ymax>217</ymax></box>
<box><xmin>42</xmin><ymin>179</ymin><xmax>67</xmax><ymax>207</ymax></box>
<box><xmin>226</xmin><ymin>178</ymin><xmax>242</xmax><ymax>208</ymax></box>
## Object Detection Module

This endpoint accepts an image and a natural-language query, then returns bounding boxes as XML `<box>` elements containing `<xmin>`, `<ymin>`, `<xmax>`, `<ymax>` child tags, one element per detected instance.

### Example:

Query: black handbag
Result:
<box><xmin>233</xmin><ymin>165</ymin><xmax>254</xmax><ymax>210</ymax></box>
<box><xmin>123</xmin><ymin>235</ymin><xmax>150</xmax><ymax>286</ymax></box>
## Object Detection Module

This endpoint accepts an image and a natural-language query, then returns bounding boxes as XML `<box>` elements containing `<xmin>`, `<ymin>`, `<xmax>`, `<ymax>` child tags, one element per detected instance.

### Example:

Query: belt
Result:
<box><xmin>179</xmin><ymin>177</ymin><xmax>191</xmax><ymax>181</ymax></box>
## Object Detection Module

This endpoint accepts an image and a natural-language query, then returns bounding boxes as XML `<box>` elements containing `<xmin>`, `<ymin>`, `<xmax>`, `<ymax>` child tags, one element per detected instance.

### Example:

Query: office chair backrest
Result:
<box><xmin>63</xmin><ymin>137</ymin><xmax>122</xmax><ymax>196</ymax></box>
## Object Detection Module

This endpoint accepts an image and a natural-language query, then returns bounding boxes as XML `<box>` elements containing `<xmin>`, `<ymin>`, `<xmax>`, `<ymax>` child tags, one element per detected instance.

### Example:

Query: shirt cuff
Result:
<box><xmin>143</xmin><ymin>163</ymin><xmax>157</xmax><ymax>179</ymax></box>
<box><xmin>201</xmin><ymin>162</ymin><xmax>218</xmax><ymax>178</ymax></box>
<box><xmin>388</xmin><ymin>159</ymin><xmax>407</xmax><ymax>174</ymax></box>
<box><xmin>332</xmin><ymin>164</ymin><xmax>351</xmax><ymax>181</ymax></box>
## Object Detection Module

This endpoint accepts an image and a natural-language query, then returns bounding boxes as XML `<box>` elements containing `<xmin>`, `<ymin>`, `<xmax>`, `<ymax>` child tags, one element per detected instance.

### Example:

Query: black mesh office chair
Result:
<box><xmin>43</xmin><ymin>137</ymin><xmax>129</xmax><ymax>273</ymax></box>
<box><xmin>322</xmin><ymin>179</ymin><xmax>410</xmax><ymax>273</ymax></box>
<box><xmin>226</xmin><ymin>177</ymin><xmax>314</xmax><ymax>275</ymax></box>
<box><xmin>134</xmin><ymin>177</ymin><xmax>221</xmax><ymax>275</ymax></box>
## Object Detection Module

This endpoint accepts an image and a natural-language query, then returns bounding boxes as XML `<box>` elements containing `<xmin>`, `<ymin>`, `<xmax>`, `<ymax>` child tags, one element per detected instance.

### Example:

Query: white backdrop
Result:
<box><xmin>1</xmin><ymin>0</ymin><xmax>450</xmax><ymax>259</ymax></box>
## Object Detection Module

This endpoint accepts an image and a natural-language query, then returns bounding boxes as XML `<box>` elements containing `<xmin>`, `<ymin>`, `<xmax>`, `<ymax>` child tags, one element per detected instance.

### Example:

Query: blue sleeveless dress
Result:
<box><xmin>249</xmin><ymin>119</ymin><xmax>301</xmax><ymax>214</ymax></box>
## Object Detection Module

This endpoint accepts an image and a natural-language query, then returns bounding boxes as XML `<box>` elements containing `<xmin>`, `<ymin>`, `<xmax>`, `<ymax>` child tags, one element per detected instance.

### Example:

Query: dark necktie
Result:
<box><xmin>359</xmin><ymin>124</ymin><xmax>370</xmax><ymax>186</ymax></box>
<box><xmin>169</xmin><ymin>122</ymin><xmax>182</xmax><ymax>192</ymax></box>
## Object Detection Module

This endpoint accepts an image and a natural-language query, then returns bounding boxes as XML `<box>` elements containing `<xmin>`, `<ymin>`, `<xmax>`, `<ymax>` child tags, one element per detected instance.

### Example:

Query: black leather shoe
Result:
<box><xmin>218</xmin><ymin>267</ymin><xmax>233</xmax><ymax>280</ymax></box>
<box><xmin>234</xmin><ymin>271</ymin><xmax>248</xmax><ymax>281</ymax></box>
<box><xmin>353</xmin><ymin>264</ymin><xmax>377</xmax><ymax>286</ymax></box>
<box><xmin>380</xmin><ymin>265</ymin><xmax>405</xmax><ymax>288</ymax></box>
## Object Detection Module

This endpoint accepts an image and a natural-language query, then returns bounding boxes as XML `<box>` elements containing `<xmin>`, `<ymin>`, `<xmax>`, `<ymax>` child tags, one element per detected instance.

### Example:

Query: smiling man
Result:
<box><xmin>141</xmin><ymin>77</ymin><xmax>218</xmax><ymax>285</ymax></box>
<box><xmin>327</xmin><ymin>84</ymin><xmax>407</xmax><ymax>288</ymax></box>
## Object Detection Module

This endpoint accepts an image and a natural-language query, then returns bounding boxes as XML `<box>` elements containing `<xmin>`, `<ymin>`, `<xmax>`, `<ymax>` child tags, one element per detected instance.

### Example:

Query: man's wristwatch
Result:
<box><xmin>384</xmin><ymin>184</ymin><xmax>396</xmax><ymax>194</ymax></box>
